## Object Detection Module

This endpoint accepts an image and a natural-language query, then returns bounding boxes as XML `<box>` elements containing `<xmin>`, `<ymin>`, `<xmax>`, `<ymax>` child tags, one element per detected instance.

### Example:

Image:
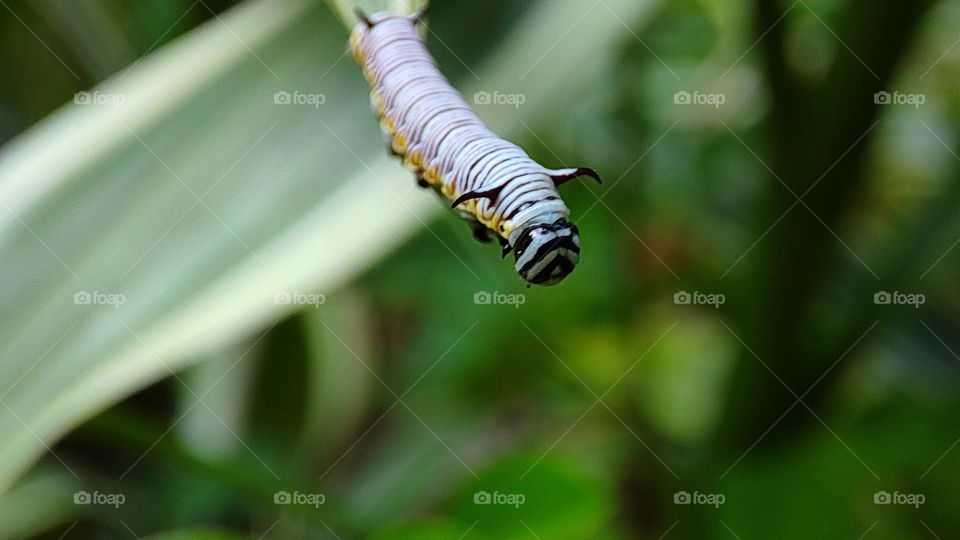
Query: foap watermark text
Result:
<box><xmin>474</xmin><ymin>490</ymin><xmax>525</xmax><ymax>508</ymax></box>
<box><xmin>74</xmin><ymin>290</ymin><xmax>126</xmax><ymax>308</ymax></box>
<box><xmin>74</xmin><ymin>91</ymin><xmax>125</xmax><ymax>107</ymax></box>
<box><xmin>674</xmin><ymin>290</ymin><xmax>725</xmax><ymax>308</ymax></box>
<box><xmin>474</xmin><ymin>91</ymin><xmax>525</xmax><ymax>109</ymax></box>
<box><xmin>474</xmin><ymin>291</ymin><xmax>525</xmax><ymax>308</ymax></box>
<box><xmin>274</xmin><ymin>490</ymin><xmax>325</xmax><ymax>508</ymax></box>
<box><xmin>674</xmin><ymin>91</ymin><xmax>726</xmax><ymax>108</ymax></box>
<box><xmin>275</xmin><ymin>291</ymin><xmax>326</xmax><ymax>308</ymax></box>
<box><xmin>274</xmin><ymin>91</ymin><xmax>326</xmax><ymax>108</ymax></box>
<box><xmin>874</xmin><ymin>91</ymin><xmax>925</xmax><ymax>108</ymax></box>
<box><xmin>74</xmin><ymin>490</ymin><xmax>125</xmax><ymax>508</ymax></box>
<box><xmin>674</xmin><ymin>490</ymin><xmax>725</xmax><ymax>508</ymax></box>
<box><xmin>874</xmin><ymin>490</ymin><xmax>924</xmax><ymax>508</ymax></box>
<box><xmin>874</xmin><ymin>290</ymin><xmax>925</xmax><ymax>308</ymax></box>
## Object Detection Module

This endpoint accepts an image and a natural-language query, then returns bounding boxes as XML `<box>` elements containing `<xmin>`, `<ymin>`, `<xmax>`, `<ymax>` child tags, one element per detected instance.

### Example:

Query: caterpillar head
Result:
<box><xmin>513</xmin><ymin>219</ymin><xmax>580</xmax><ymax>286</ymax></box>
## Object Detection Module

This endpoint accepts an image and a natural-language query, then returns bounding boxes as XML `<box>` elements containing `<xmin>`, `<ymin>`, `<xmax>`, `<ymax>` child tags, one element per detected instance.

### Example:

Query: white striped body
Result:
<box><xmin>350</xmin><ymin>11</ymin><xmax>594</xmax><ymax>286</ymax></box>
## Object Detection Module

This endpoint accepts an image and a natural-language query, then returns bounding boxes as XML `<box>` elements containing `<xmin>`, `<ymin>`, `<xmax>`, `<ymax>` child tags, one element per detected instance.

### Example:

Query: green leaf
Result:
<box><xmin>0</xmin><ymin>468</ymin><xmax>78</xmax><ymax>540</ymax></box>
<box><xmin>176</xmin><ymin>340</ymin><xmax>259</xmax><ymax>461</ymax></box>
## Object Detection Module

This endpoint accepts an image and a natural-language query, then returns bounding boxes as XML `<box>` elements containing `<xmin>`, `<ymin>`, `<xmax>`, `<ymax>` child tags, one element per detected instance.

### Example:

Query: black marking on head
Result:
<box><xmin>513</xmin><ymin>219</ymin><xmax>581</xmax><ymax>286</ymax></box>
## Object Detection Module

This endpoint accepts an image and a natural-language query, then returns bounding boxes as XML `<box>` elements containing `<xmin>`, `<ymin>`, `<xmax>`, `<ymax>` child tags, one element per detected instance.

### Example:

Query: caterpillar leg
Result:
<box><xmin>415</xmin><ymin>175</ymin><xmax>430</xmax><ymax>188</ymax></box>
<box><xmin>469</xmin><ymin>222</ymin><xmax>493</xmax><ymax>244</ymax></box>
<box><xmin>457</xmin><ymin>211</ymin><xmax>492</xmax><ymax>244</ymax></box>
<box><xmin>458</xmin><ymin>211</ymin><xmax>512</xmax><ymax>256</ymax></box>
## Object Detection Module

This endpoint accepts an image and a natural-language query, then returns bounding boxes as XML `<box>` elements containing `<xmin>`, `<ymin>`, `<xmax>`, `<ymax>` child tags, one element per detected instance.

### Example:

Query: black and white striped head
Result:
<box><xmin>512</xmin><ymin>219</ymin><xmax>580</xmax><ymax>286</ymax></box>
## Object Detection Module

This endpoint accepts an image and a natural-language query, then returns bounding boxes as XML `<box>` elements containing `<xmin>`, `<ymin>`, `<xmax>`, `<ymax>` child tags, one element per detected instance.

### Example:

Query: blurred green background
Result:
<box><xmin>0</xmin><ymin>0</ymin><xmax>958</xmax><ymax>538</ymax></box>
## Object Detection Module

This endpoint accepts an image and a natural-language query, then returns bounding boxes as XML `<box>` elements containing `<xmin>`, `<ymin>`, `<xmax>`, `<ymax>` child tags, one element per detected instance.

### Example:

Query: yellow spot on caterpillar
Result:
<box><xmin>349</xmin><ymin>35</ymin><xmax>363</xmax><ymax>62</ymax></box>
<box><xmin>392</xmin><ymin>131</ymin><xmax>408</xmax><ymax>154</ymax></box>
<box><xmin>379</xmin><ymin>118</ymin><xmax>395</xmax><ymax>136</ymax></box>
<box><xmin>400</xmin><ymin>149</ymin><xmax>423</xmax><ymax>172</ymax></box>
<box><xmin>410</xmin><ymin>152</ymin><xmax>425</xmax><ymax>169</ymax></box>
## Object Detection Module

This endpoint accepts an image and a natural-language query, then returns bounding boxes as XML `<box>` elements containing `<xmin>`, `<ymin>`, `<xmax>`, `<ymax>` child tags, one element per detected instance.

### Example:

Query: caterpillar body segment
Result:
<box><xmin>349</xmin><ymin>10</ymin><xmax>599</xmax><ymax>286</ymax></box>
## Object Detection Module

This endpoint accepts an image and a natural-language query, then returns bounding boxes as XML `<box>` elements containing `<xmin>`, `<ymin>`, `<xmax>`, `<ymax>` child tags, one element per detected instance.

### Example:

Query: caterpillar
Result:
<box><xmin>349</xmin><ymin>6</ymin><xmax>600</xmax><ymax>286</ymax></box>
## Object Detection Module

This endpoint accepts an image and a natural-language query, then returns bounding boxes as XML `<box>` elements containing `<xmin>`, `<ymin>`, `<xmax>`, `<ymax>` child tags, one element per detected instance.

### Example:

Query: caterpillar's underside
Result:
<box><xmin>349</xmin><ymin>8</ymin><xmax>599</xmax><ymax>286</ymax></box>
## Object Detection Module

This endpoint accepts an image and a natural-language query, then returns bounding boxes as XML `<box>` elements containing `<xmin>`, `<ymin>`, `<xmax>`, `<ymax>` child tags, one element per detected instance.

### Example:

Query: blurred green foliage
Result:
<box><xmin>1</xmin><ymin>0</ymin><xmax>959</xmax><ymax>538</ymax></box>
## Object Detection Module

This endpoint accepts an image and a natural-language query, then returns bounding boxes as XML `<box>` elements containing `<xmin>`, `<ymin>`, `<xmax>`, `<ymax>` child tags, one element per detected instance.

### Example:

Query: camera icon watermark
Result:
<box><xmin>274</xmin><ymin>91</ymin><xmax>326</xmax><ymax>108</ymax></box>
<box><xmin>674</xmin><ymin>290</ymin><xmax>725</xmax><ymax>308</ymax></box>
<box><xmin>74</xmin><ymin>490</ymin><xmax>125</xmax><ymax>508</ymax></box>
<box><xmin>473</xmin><ymin>90</ymin><xmax>526</xmax><ymax>109</ymax></box>
<box><xmin>274</xmin><ymin>291</ymin><xmax>326</xmax><ymax>308</ymax></box>
<box><xmin>873</xmin><ymin>490</ymin><xmax>924</xmax><ymax>508</ymax></box>
<box><xmin>873</xmin><ymin>90</ymin><xmax>925</xmax><ymax>108</ymax></box>
<box><xmin>673</xmin><ymin>91</ymin><xmax>726</xmax><ymax>108</ymax></box>
<box><xmin>474</xmin><ymin>290</ymin><xmax>525</xmax><ymax>308</ymax></box>
<box><xmin>473</xmin><ymin>490</ymin><xmax>525</xmax><ymax>508</ymax></box>
<box><xmin>74</xmin><ymin>91</ymin><xmax>126</xmax><ymax>107</ymax></box>
<box><xmin>74</xmin><ymin>290</ymin><xmax>126</xmax><ymax>308</ymax></box>
<box><xmin>873</xmin><ymin>290</ymin><xmax>924</xmax><ymax>308</ymax></box>
<box><xmin>673</xmin><ymin>490</ymin><xmax>725</xmax><ymax>508</ymax></box>
<box><xmin>274</xmin><ymin>490</ymin><xmax>325</xmax><ymax>508</ymax></box>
